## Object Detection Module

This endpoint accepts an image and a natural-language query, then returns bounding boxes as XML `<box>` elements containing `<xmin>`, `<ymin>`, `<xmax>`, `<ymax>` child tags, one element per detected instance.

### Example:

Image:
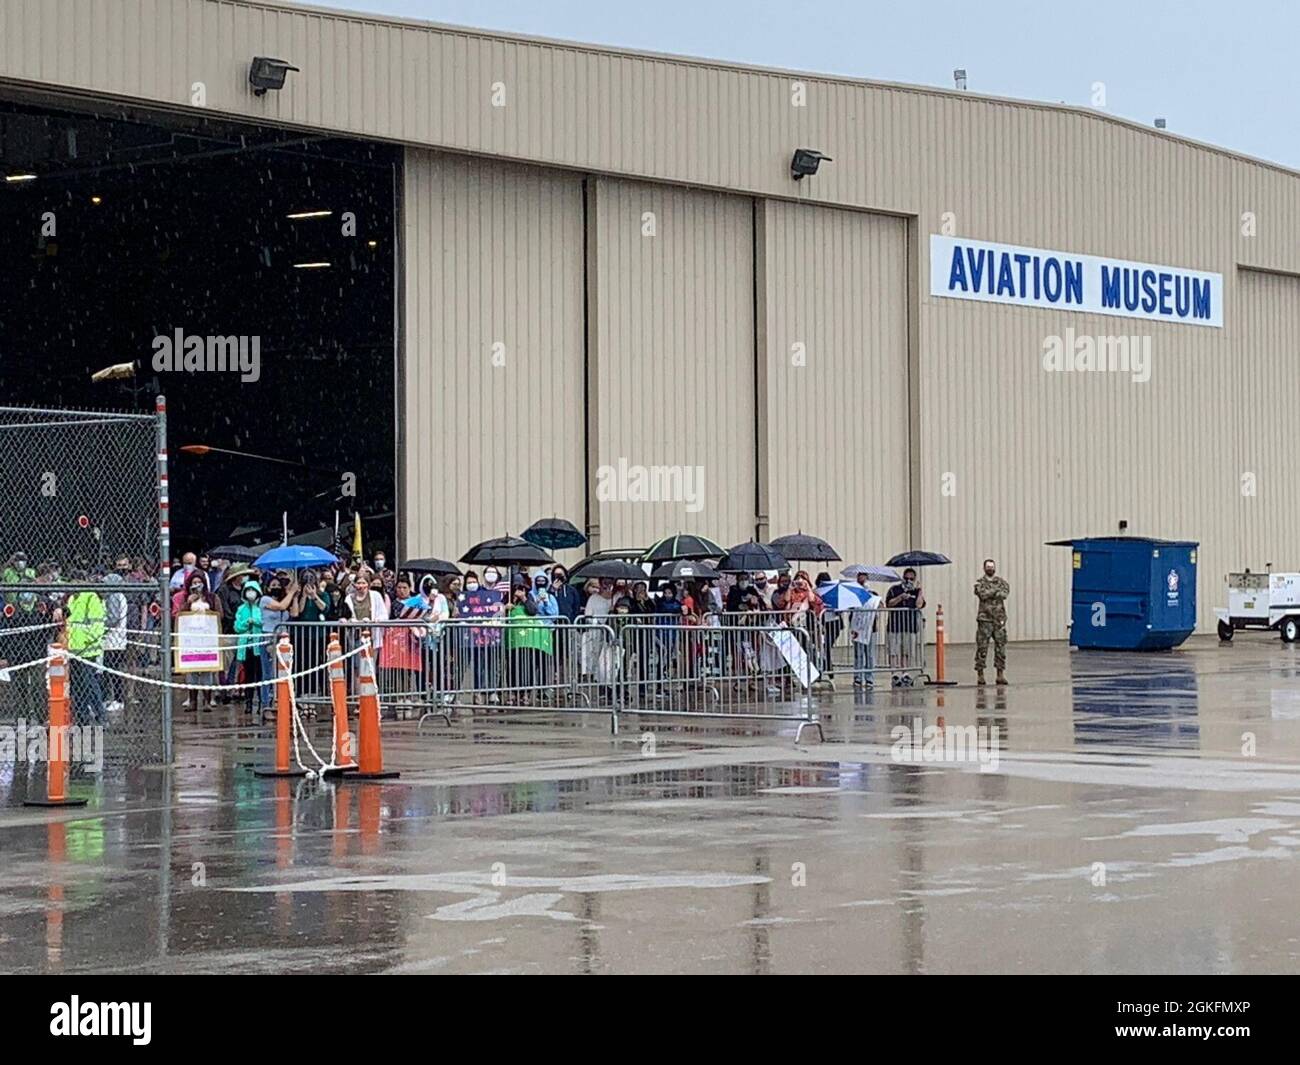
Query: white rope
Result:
<box><xmin>62</xmin><ymin>644</ymin><xmax>366</xmax><ymax>692</ymax></box>
<box><xmin>0</xmin><ymin>651</ymin><xmax>58</xmax><ymax>677</ymax></box>
<box><xmin>0</xmin><ymin>620</ymin><xmax>60</xmax><ymax>637</ymax></box>
<box><xmin>274</xmin><ymin>640</ymin><xmax>349</xmax><ymax>780</ymax></box>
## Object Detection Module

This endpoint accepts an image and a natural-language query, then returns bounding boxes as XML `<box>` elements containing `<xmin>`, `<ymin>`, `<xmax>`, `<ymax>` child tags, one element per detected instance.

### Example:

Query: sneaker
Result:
<box><xmin>489</xmin><ymin>693</ymin><xmax>500</xmax><ymax>705</ymax></box>
<box><xmin>441</xmin><ymin>693</ymin><xmax>454</xmax><ymax>706</ymax></box>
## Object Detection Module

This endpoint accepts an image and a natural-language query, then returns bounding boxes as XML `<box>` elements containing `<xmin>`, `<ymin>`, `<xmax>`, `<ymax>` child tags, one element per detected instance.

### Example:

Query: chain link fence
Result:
<box><xmin>0</xmin><ymin>404</ymin><xmax>168</xmax><ymax>786</ymax></box>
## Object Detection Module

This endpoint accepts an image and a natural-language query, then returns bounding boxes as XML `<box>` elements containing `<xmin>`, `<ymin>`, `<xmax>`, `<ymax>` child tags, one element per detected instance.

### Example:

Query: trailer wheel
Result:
<box><xmin>1283</xmin><ymin>617</ymin><xmax>1300</xmax><ymax>644</ymax></box>
<box><xmin>1217</xmin><ymin>620</ymin><xmax>1234</xmax><ymax>642</ymax></box>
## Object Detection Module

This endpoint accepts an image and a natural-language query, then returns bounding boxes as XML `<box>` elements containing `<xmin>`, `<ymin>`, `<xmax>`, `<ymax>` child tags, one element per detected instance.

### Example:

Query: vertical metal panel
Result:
<box><xmin>761</xmin><ymin>200</ymin><xmax>910</xmax><ymax>570</ymax></box>
<box><xmin>592</xmin><ymin>177</ymin><xmax>754</xmax><ymax>548</ymax></box>
<box><xmin>1235</xmin><ymin>268</ymin><xmax>1300</xmax><ymax>573</ymax></box>
<box><xmin>401</xmin><ymin>149</ymin><xmax>585</xmax><ymax>560</ymax></box>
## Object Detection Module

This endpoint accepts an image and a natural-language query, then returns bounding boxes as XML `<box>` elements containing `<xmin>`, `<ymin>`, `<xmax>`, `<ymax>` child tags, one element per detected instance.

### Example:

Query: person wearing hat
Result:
<box><xmin>216</xmin><ymin>562</ymin><xmax>254</xmax><ymax>702</ymax></box>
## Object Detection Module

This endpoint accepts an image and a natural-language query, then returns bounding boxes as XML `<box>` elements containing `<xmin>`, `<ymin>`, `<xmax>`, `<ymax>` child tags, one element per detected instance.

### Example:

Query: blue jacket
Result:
<box><xmin>550</xmin><ymin>582</ymin><xmax>583</xmax><ymax>620</ymax></box>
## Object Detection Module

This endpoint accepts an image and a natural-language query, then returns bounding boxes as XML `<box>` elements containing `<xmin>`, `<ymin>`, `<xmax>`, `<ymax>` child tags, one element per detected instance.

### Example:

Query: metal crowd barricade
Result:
<box><xmin>278</xmin><ymin>616</ymin><xmax>622</xmax><ymax>729</ymax></box>
<box><xmin>713</xmin><ymin>606</ymin><xmax>927</xmax><ymax>689</ymax></box>
<box><xmin>612</xmin><ymin>619</ymin><xmax>824</xmax><ymax>742</ymax></box>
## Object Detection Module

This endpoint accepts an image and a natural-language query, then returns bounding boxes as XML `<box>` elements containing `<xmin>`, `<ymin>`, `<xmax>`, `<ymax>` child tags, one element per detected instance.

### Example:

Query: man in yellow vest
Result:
<box><xmin>65</xmin><ymin>569</ymin><xmax>107</xmax><ymax>725</ymax></box>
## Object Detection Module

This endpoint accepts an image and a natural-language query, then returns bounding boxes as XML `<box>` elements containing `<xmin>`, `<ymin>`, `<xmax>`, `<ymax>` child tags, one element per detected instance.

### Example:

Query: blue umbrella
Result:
<box><xmin>817</xmin><ymin>580</ymin><xmax>871</xmax><ymax>610</ymax></box>
<box><xmin>253</xmin><ymin>544</ymin><xmax>339</xmax><ymax>570</ymax></box>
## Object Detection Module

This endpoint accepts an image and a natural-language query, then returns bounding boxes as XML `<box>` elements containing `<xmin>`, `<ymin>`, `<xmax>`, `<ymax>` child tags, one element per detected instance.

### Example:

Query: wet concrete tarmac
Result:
<box><xmin>2</xmin><ymin>635</ymin><xmax>1299</xmax><ymax>974</ymax></box>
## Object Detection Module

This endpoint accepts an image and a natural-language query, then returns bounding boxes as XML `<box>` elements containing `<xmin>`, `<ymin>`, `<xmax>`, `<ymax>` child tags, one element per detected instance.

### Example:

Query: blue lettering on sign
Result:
<box><xmin>1140</xmin><ymin>269</ymin><xmax>1157</xmax><ymax>313</ymax></box>
<box><xmin>1101</xmin><ymin>265</ymin><xmax>1122</xmax><ymax>309</ymax></box>
<box><xmin>1043</xmin><ymin>258</ymin><xmax>1062</xmax><ymax>302</ymax></box>
<box><xmin>1193</xmin><ymin>278</ymin><xmax>1211</xmax><ymax>319</ymax></box>
<box><xmin>948</xmin><ymin>247</ymin><xmax>968</xmax><ymax>291</ymax></box>
<box><xmin>932</xmin><ymin>236</ymin><xmax>1220</xmax><ymax>326</ymax></box>
<box><xmin>1064</xmin><ymin>260</ymin><xmax>1083</xmax><ymax>304</ymax></box>
<box><xmin>969</xmin><ymin>247</ymin><xmax>987</xmax><ymax>292</ymax></box>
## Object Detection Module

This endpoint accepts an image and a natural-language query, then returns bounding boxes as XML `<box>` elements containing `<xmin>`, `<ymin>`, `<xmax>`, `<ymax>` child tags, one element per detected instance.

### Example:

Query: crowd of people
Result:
<box><xmin>1</xmin><ymin>545</ymin><xmax>931</xmax><ymax>722</ymax></box>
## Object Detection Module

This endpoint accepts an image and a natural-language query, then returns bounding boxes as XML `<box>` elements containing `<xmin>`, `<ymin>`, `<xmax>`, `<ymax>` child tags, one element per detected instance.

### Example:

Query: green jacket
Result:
<box><xmin>66</xmin><ymin>591</ymin><xmax>106</xmax><ymax>655</ymax></box>
<box><xmin>233</xmin><ymin>580</ymin><xmax>265</xmax><ymax>660</ymax></box>
<box><xmin>505</xmin><ymin>603</ymin><xmax>553</xmax><ymax>654</ymax></box>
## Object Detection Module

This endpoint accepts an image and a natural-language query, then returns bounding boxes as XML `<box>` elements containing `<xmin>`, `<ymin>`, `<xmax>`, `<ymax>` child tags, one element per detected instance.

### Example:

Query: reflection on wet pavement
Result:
<box><xmin>2</xmin><ymin>635</ymin><xmax>1300</xmax><ymax>974</ymax></box>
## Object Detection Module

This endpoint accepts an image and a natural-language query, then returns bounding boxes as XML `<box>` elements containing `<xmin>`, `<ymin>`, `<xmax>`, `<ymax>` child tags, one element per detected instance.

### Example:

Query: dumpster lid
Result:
<box><xmin>1045</xmin><ymin>536</ymin><xmax>1200</xmax><ymax>547</ymax></box>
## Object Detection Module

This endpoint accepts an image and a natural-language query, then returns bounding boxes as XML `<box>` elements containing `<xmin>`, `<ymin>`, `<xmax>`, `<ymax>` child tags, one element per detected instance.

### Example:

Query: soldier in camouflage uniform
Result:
<box><xmin>973</xmin><ymin>559</ymin><xmax>1009</xmax><ymax>685</ymax></box>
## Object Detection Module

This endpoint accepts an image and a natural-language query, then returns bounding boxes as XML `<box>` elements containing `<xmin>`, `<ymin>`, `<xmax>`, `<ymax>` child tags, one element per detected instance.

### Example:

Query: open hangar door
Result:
<box><xmin>0</xmin><ymin>92</ymin><xmax>398</xmax><ymax>555</ymax></box>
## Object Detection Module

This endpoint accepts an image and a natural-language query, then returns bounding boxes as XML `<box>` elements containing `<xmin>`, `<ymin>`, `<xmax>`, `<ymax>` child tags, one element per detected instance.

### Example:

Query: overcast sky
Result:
<box><xmin>300</xmin><ymin>0</ymin><xmax>1297</xmax><ymax>169</ymax></box>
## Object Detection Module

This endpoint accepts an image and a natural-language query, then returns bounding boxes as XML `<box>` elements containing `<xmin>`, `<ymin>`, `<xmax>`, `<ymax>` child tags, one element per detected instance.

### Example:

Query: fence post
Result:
<box><xmin>156</xmin><ymin>395</ymin><xmax>173</xmax><ymax>763</ymax></box>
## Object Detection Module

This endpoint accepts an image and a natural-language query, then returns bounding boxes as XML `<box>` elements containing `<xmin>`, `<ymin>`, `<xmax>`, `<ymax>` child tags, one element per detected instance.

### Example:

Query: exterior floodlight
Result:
<box><xmin>953</xmin><ymin>69</ymin><xmax>968</xmax><ymax>90</ymax></box>
<box><xmin>1154</xmin><ymin>118</ymin><xmax>1167</xmax><ymax>129</ymax></box>
<box><xmin>249</xmin><ymin>56</ymin><xmax>299</xmax><ymax>96</ymax></box>
<box><xmin>791</xmin><ymin>148</ymin><xmax>832</xmax><ymax>180</ymax></box>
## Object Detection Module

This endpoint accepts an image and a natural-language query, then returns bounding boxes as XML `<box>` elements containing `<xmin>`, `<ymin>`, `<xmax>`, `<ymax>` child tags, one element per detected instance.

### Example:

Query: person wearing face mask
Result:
<box><xmin>459</xmin><ymin>568</ymin><xmax>504</xmax><ymax>705</ymax></box>
<box><xmin>973</xmin><ymin>559</ymin><xmax>1010</xmax><ymax>685</ymax></box>
<box><xmin>216</xmin><ymin>564</ymin><xmax>253</xmax><ymax>703</ymax></box>
<box><xmin>771</xmin><ymin>572</ymin><xmax>793</xmax><ymax>612</ymax></box>
<box><xmin>549</xmin><ymin>567</ymin><xmax>582</xmax><ymax>619</ymax></box>
<box><xmin>886</xmin><ymin>568</ymin><xmax>926</xmax><ymax>670</ymax></box>
<box><xmin>173</xmin><ymin>571</ymin><xmax>219</xmax><ymax>710</ymax></box>
<box><xmin>234</xmin><ymin>579</ymin><xmax>267</xmax><ymax>714</ymax></box>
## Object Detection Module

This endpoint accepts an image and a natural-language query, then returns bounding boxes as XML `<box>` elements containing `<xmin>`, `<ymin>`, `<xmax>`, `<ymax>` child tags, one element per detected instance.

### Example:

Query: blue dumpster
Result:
<box><xmin>1046</xmin><ymin>536</ymin><xmax>1198</xmax><ymax>650</ymax></box>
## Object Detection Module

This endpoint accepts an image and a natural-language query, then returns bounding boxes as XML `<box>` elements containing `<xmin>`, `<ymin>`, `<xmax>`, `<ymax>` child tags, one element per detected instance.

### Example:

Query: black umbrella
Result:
<box><xmin>769</xmin><ymin>532</ymin><xmax>841</xmax><ymax>562</ymax></box>
<box><xmin>401</xmin><ymin>556</ymin><xmax>461</xmax><ymax>577</ymax></box>
<box><xmin>207</xmin><ymin>544</ymin><xmax>259</xmax><ymax>563</ymax></box>
<box><xmin>642</xmin><ymin>533</ymin><xmax>726</xmax><ymax>562</ymax></box>
<box><xmin>886</xmin><ymin>550</ymin><xmax>952</xmax><ymax>567</ymax></box>
<box><xmin>460</xmin><ymin>535</ymin><xmax>555</xmax><ymax>566</ymax></box>
<box><xmin>718</xmin><ymin>541</ymin><xmax>788</xmax><ymax>573</ymax></box>
<box><xmin>568</xmin><ymin>557</ymin><xmax>647</xmax><ymax>582</ymax></box>
<box><xmin>522</xmin><ymin>517</ymin><xmax>587</xmax><ymax>551</ymax></box>
<box><xmin>650</xmin><ymin>559</ymin><xmax>722</xmax><ymax>581</ymax></box>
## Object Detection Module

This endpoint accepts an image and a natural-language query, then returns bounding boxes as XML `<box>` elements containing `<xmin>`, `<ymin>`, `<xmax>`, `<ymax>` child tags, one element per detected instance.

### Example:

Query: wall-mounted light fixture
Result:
<box><xmin>790</xmin><ymin>148</ymin><xmax>832</xmax><ymax>180</ymax></box>
<box><xmin>249</xmin><ymin>56</ymin><xmax>299</xmax><ymax>96</ymax></box>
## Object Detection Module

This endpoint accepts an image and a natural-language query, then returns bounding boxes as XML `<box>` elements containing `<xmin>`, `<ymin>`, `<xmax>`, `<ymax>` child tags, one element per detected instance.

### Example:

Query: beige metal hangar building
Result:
<box><xmin>3</xmin><ymin>0</ymin><xmax>1300</xmax><ymax>642</ymax></box>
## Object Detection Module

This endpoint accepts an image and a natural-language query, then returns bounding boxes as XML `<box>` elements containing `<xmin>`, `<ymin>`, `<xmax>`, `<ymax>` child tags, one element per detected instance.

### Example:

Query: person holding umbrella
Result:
<box><xmin>885</xmin><ymin>568</ymin><xmax>926</xmax><ymax>668</ymax></box>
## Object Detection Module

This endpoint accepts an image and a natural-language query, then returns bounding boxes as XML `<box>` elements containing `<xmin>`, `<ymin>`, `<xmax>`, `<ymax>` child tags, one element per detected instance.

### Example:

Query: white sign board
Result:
<box><xmin>930</xmin><ymin>235</ymin><xmax>1222</xmax><ymax>328</ymax></box>
<box><xmin>175</xmin><ymin>610</ymin><xmax>222</xmax><ymax>673</ymax></box>
<box><xmin>766</xmin><ymin>629</ymin><xmax>819</xmax><ymax>689</ymax></box>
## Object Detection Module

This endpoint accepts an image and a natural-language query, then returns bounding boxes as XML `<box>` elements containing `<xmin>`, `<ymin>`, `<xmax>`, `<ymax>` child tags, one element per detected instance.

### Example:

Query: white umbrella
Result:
<box><xmin>841</xmin><ymin>564</ymin><xmax>901</xmax><ymax>583</ymax></box>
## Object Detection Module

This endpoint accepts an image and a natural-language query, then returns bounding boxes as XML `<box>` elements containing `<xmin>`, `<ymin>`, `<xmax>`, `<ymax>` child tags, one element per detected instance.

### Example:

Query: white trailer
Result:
<box><xmin>1215</xmin><ymin>570</ymin><xmax>1300</xmax><ymax>642</ymax></box>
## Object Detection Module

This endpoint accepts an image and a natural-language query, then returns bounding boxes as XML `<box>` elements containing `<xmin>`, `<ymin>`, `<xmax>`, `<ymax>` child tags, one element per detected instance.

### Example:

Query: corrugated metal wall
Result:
<box><xmin>1234</xmin><ymin>268</ymin><xmax>1300</xmax><ymax>573</ymax></box>
<box><xmin>589</xmin><ymin>177</ymin><xmax>755</xmax><ymax>549</ymax></box>
<box><xmin>761</xmin><ymin>200</ymin><xmax>910</xmax><ymax>570</ymax></box>
<box><xmin>3</xmin><ymin>0</ymin><xmax>1296</xmax><ymax>273</ymax></box>
<box><xmin>402</xmin><ymin>150</ymin><xmax>585</xmax><ymax>558</ymax></box>
<box><xmin>6</xmin><ymin>0</ymin><xmax>1300</xmax><ymax>638</ymax></box>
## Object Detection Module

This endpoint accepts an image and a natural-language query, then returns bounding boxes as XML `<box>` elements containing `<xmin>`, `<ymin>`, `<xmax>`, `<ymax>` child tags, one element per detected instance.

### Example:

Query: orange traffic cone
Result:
<box><xmin>344</xmin><ymin>630</ymin><xmax>399</xmax><ymax>782</ymax></box>
<box><xmin>930</xmin><ymin>604</ymin><xmax>957</xmax><ymax>686</ymax></box>
<box><xmin>321</xmin><ymin>632</ymin><xmax>357</xmax><ymax>777</ymax></box>
<box><xmin>254</xmin><ymin>635</ymin><xmax>307</xmax><ymax>778</ymax></box>
<box><xmin>25</xmin><ymin>641</ymin><xmax>89</xmax><ymax>808</ymax></box>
